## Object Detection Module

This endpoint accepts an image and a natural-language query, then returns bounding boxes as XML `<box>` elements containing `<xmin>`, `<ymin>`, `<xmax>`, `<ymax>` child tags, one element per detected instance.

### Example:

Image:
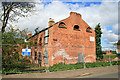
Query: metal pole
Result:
<box><xmin>52</xmin><ymin>47</ymin><xmax>55</xmax><ymax>66</ymax></box>
<box><xmin>109</xmin><ymin>49</ymin><xmax>112</xmax><ymax>66</ymax></box>
<box><xmin>62</xmin><ymin>50</ymin><xmax>64</xmax><ymax>65</ymax></box>
<box><xmin>83</xmin><ymin>47</ymin><xmax>86</xmax><ymax>68</ymax></box>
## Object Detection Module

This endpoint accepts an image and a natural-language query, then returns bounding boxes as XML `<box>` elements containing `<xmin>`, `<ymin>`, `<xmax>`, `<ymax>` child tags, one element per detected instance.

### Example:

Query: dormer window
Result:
<box><xmin>86</xmin><ymin>27</ymin><xmax>92</xmax><ymax>33</ymax></box>
<box><xmin>58</xmin><ymin>22</ymin><xmax>67</xmax><ymax>29</ymax></box>
<box><xmin>74</xmin><ymin>25</ymin><xmax>80</xmax><ymax>31</ymax></box>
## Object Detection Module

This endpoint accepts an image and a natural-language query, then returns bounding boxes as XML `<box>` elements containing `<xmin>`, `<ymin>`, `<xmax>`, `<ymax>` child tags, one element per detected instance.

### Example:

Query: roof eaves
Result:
<box><xmin>26</xmin><ymin>25</ymin><xmax>53</xmax><ymax>40</ymax></box>
<box><xmin>26</xmin><ymin>17</ymin><xmax>70</xmax><ymax>41</ymax></box>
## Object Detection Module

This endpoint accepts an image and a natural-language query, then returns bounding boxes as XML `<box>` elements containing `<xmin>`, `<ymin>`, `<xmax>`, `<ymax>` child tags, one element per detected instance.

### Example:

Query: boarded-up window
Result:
<box><xmin>78</xmin><ymin>53</ymin><xmax>83</xmax><ymax>63</ymax></box>
<box><xmin>35</xmin><ymin>52</ymin><xmax>37</xmax><ymax>60</ymax></box>
<box><xmin>35</xmin><ymin>36</ymin><xmax>38</xmax><ymax>45</ymax></box>
<box><xmin>44</xmin><ymin>50</ymin><xmax>48</xmax><ymax>64</ymax></box>
<box><xmin>39</xmin><ymin>38</ymin><xmax>42</xmax><ymax>46</ymax></box>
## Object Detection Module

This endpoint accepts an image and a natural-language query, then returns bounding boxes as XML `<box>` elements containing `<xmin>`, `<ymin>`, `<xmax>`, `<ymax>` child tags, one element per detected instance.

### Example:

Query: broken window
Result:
<box><xmin>53</xmin><ymin>38</ymin><xmax>57</xmax><ymax>41</ymax></box>
<box><xmin>58</xmin><ymin>22</ymin><xmax>67</xmax><ymax>29</ymax></box>
<box><xmin>39</xmin><ymin>38</ymin><xmax>42</xmax><ymax>46</ymax></box>
<box><xmin>35</xmin><ymin>38</ymin><xmax>37</xmax><ymax>44</ymax></box>
<box><xmin>74</xmin><ymin>25</ymin><xmax>80</xmax><ymax>31</ymax></box>
<box><xmin>38</xmin><ymin>52</ymin><xmax>42</xmax><ymax>66</ymax></box>
<box><xmin>35</xmin><ymin>52</ymin><xmax>37</xmax><ymax>60</ymax></box>
<box><xmin>34</xmin><ymin>36</ymin><xmax>38</xmax><ymax>45</ymax></box>
<box><xmin>86</xmin><ymin>27</ymin><xmax>92</xmax><ymax>33</ymax></box>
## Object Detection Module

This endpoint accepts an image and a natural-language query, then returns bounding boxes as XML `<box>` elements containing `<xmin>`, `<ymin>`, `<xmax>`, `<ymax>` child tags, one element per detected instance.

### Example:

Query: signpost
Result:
<box><xmin>22</xmin><ymin>49</ymin><xmax>31</xmax><ymax>55</ymax></box>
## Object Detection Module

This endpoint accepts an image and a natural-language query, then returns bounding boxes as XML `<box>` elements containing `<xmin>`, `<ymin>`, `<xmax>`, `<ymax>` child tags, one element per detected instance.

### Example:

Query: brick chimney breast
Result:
<box><xmin>28</xmin><ymin>32</ymin><xmax>32</xmax><ymax>38</ymax></box>
<box><xmin>48</xmin><ymin>18</ymin><xmax>55</xmax><ymax>27</ymax></box>
<box><xmin>70</xmin><ymin>12</ymin><xmax>81</xmax><ymax>18</ymax></box>
<box><xmin>49</xmin><ymin>18</ymin><xmax>52</xmax><ymax>21</ymax></box>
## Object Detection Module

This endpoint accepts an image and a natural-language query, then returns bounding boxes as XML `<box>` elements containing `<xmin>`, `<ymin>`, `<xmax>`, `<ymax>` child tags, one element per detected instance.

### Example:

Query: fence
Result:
<box><xmin>1</xmin><ymin>44</ymin><xmax>119</xmax><ymax>74</ymax></box>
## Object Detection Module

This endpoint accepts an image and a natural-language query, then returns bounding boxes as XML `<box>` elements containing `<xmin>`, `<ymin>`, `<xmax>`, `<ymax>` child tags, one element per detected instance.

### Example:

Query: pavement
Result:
<box><xmin>82</xmin><ymin>71</ymin><xmax>118</xmax><ymax>78</ymax></box>
<box><xmin>1</xmin><ymin>65</ymin><xmax>119</xmax><ymax>78</ymax></box>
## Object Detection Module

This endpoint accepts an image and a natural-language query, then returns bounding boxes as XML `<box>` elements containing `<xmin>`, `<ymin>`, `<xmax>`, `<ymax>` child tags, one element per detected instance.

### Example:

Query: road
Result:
<box><xmin>81</xmin><ymin>71</ymin><xmax>119</xmax><ymax>78</ymax></box>
<box><xmin>2</xmin><ymin>65</ymin><xmax>119</xmax><ymax>79</ymax></box>
<box><xmin>1</xmin><ymin>72</ymin><xmax>120</xmax><ymax>80</ymax></box>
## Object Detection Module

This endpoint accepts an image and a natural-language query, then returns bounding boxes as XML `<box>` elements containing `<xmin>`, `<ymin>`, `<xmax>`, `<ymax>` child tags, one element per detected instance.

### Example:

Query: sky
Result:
<box><xmin>0</xmin><ymin>0</ymin><xmax>119</xmax><ymax>49</ymax></box>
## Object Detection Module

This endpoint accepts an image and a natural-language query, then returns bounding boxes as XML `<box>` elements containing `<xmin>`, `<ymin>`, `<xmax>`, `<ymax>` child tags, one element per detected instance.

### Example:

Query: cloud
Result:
<box><xmin>112</xmin><ymin>24</ymin><xmax>119</xmax><ymax>35</ymax></box>
<box><xmin>12</xmin><ymin>1</ymin><xmax>71</xmax><ymax>32</ymax></box>
<box><xmin>9</xmin><ymin>1</ymin><xmax>118</xmax><ymax>47</ymax></box>
<box><xmin>102</xmin><ymin>27</ymin><xmax>118</xmax><ymax>43</ymax></box>
<box><xmin>74</xmin><ymin>2</ymin><xmax>118</xmax><ymax>28</ymax></box>
<box><xmin>44</xmin><ymin>1</ymin><xmax>70</xmax><ymax>23</ymax></box>
<box><xmin>72</xmin><ymin>2</ymin><xmax>118</xmax><ymax>47</ymax></box>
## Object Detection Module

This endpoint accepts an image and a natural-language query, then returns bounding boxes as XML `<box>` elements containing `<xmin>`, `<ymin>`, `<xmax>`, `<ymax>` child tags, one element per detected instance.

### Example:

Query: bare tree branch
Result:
<box><xmin>1</xmin><ymin>2</ymin><xmax>35</xmax><ymax>33</ymax></box>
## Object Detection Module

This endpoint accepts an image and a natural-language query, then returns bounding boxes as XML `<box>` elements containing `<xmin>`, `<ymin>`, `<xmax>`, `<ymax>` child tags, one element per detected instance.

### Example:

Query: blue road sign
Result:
<box><xmin>116</xmin><ymin>49</ymin><xmax>120</xmax><ymax>54</ymax></box>
<box><xmin>22</xmin><ymin>49</ymin><xmax>31</xmax><ymax>55</ymax></box>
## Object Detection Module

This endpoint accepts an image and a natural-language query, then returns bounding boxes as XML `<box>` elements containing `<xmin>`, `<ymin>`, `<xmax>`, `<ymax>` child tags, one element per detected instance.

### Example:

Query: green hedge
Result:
<box><xmin>3</xmin><ymin>61</ymin><xmax>119</xmax><ymax>74</ymax></box>
<box><xmin>49</xmin><ymin>61</ymin><xmax>119</xmax><ymax>72</ymax></box>
<box><xmin>103</xmin><ymin>54</ymin><xmax>116</xmax><ymax>59</ymax></box>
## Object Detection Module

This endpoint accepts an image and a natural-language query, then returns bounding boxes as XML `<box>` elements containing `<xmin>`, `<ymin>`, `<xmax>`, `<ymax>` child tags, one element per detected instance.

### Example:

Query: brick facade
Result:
<box><xmin>28</xmin><ymin>12</ymin><xmax>96</xmax><ymax>66</ymax></box>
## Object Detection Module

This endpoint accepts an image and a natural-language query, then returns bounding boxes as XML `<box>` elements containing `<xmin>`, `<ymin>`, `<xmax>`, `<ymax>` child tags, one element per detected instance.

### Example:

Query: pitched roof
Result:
<box><xmin>27</xmin><ymin>16</ymin><xmax>69</xmax><ymax>40</ymax></box>
<box><xmin>27</xmin><ymin>12</ymin><xmax>92</xmax><ymax>40</ymax></box>
<box><xmin>27</xmin><ymin>22</ymin><xmax>60</xmax><ymax>40</ymax></box>
<box><xmin>27</xmin><ymin>26</ymin><xmax>51</xmax><ymax>40</ymax></box>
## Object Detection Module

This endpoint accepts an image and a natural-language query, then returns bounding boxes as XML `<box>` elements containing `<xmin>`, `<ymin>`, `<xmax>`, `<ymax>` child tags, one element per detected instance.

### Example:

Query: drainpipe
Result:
<box><xmin>82</xmin><ymin>46</ymin><xmax>86</xmax><ymax>68</ymax></box>
<box><xmin>109</xmin><ymin>49</ymin><xmax>112</xmax><ymax>66</ymax></box>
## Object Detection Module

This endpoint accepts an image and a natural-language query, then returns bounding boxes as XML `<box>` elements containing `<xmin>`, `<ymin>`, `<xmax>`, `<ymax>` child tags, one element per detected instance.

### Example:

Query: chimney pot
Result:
<box><xmin>70</xmin><ymin>12</ymin><xmax>81</xmax><ymax>17</ymax></box>
<box><xmin>48</xmin><ymin>18</ymin><xmax>55</xmax><ymax>27</ymax></box>
<box><xmin>49</xmin><ymin>18</ymin><xmax>52</xmax><ymax>21</ymax></box>
<box><xmin>52</xmin><ymin>19</ymin><xmax>54</xmax><ymax>21</ymax></box>
<box><xmin>28</xmin><ymin>32</ymin><xmax>32</xmax><ymax>38</ymax></box>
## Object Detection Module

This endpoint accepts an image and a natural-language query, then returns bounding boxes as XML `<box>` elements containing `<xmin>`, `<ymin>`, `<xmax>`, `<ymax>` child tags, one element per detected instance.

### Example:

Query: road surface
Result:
<box><xmin>2</xmin><ymin>65</ymin><xmax>119</xmax><ymax>79</ymax></box>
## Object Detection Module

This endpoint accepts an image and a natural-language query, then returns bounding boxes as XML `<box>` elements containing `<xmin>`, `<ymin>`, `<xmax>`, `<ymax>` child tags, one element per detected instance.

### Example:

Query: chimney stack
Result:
<box><xmin>70</xmin><ymin>12</ymin><xmax>81</xmax><ymax>18</ymax></box>
<box><xmin>48</xmin><ymin>18</ymin><xmax>55</xmax><ymax>27</ymax></box>
<box><xmin>28</xmin><ymin>32</ymin><xmax>32</xmax><ymax>38</ymax></box>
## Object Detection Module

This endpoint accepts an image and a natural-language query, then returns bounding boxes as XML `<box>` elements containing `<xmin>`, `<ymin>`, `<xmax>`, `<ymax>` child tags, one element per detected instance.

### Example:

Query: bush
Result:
<box><xmin>2</xmin><ymin>54</ymin><xmax>30</xmax><ymax>75</ymax></box>
<box><xmin>112</xmin><ymin>61</ymin><xmax>120</xmax><ymax>65</ymax></box>
<box><xmin>103</xmin><ymin>54</ymin><xmax>117</xmax><ymax>59</ymax></box>
<box><xmin>49</xmin><ymin>61</ymin><xmax>119</xmax><ymax>73</ymax></box>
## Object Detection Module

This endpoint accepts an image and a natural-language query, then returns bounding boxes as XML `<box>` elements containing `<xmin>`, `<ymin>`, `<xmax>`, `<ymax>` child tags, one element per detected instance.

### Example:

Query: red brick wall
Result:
<box><xmin>47</xmin><ymin>12</ymin><xmax>96</xmax><ymax>66</ymax></box>
<box><xmin>31</xmin><ymin>12</ymin><xmax>96</xmax><ymax>66</ymax></box>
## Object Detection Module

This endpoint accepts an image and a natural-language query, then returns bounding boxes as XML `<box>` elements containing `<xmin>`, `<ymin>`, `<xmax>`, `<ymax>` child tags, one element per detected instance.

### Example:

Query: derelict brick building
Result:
<box><xmin>27</xmin><ymin>12</ymin><xmax>96</xmax><ymax>66</ymax></box>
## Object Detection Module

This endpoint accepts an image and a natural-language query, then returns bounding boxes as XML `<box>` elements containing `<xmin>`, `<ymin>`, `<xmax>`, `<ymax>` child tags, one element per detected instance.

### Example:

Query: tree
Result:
<box><xmin>1</xmin><ymin>2</ymin><xmax>35</xmax><ymax>33</ymax></box>
<box><xmin>2</xmin><ymin>26</ymin><xmax>32</xmax><ymax>74</ymax></box>
<box><xmin>116</xmin><ymin>40</ymin><xmax>120</xmax><ymax>59</ymax></box>
<box><xmin>95</xmin><ymin>23</ymin><xmax>103</xmax><ymax>59</ymax></box>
